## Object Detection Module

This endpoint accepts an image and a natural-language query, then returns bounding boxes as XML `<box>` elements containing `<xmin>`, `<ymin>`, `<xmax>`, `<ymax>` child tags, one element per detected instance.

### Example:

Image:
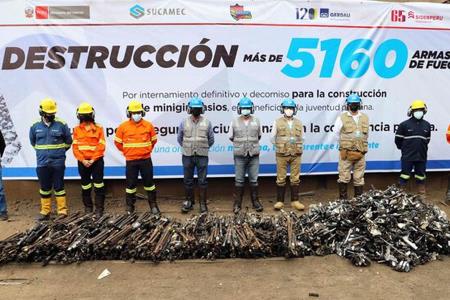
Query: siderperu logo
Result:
<box><xmin>130</xmin><ymin>4</ymin><xmax>145</xmax><ymax>19</ymax></box>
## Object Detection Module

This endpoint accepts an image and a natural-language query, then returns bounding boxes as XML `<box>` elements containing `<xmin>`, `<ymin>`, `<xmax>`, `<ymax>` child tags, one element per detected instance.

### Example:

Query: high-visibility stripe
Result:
<box><xmin>81</xmin><ymin>183</ymin><xmax>92</xmax><ymax>190</ymax></box>
<box><xmin>144</xmin><ymin>185</ymin><xmax>156</xmax><ymax>191</ymax></box>
<box><xmin>395</xmin><ymin>134</ymin><xmax>404</xmax><ymax>138</ymax></box>
<box><xmin>151</xmin><ymin>136</ymin><xmax>157</xmax><ymax>141</ymax></box>
<box><xmin>54</xmin><ymin>190</ymin><xmax>66</xmax><ymax>196</ymax></box>
<box><xmin>34</xmin><ymin>143</ymin><xmax>69</xmax><ymax>150</ymax></box>
<box><xmin>73</xmin><ymin>140</ymin><xmax>79</xmax><ymax>144</ymax></box>
<box><xmin>414</xmin><ymin>174</ymin><xmax>426</xmax><ymax>180</ymax></box>
<box><xmin>403</xmin><ymin>135</ymin><xmax>429</xmax><ymax>140</ymax></box>
<box><xmin>126</xmin><ymin>188</ymin><xmax>137</xmax><ymax>194</ymax></box>
<box><xmin>93</xmin><ymin>182</ymin><xmax>105</xmax><ymax>188</ymax></box>
<box><xmin>39</xmin><ymin>189</ymin><xmax>52</xmax><ymax>195</ymax></box>
<box><xmin>123</xmin><ymin>142</ymin><xmax>152</xmax><ymax>148</ymax></box>
<box><xmin>400</xmin><ymin>174</ymin><xmax>410</xmax><ymax>180</ymax></box>
<box><xmin>99</xmin><ymin>139</ymin><xmax>106</xmax><ymax>145</ymax></box>
<box><xmin>78</xmin><ymin>145</ymin><xmax>97</xmax><ymax>151</ymax></box>
<box><xmin>114</xmin><ymin>137</ymin><xmax>122</xmax><ymax>143</ymax></box>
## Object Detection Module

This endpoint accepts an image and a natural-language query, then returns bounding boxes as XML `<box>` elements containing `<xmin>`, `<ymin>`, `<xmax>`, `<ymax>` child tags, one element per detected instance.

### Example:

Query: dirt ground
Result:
<box><xmin>0</xmin><ymin>176</ymin><xmax>449</xmax><ymax>300</ymax></box>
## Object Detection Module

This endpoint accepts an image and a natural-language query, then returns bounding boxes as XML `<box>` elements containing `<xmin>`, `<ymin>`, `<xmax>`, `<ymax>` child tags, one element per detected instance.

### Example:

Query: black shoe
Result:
<box><xmin>36</xmin><ymin>214</ymin><xmax>50</xmax><ymax>221</ymax></box>
<box><xmin>0</xmin><ymin>214</ymin><xmax>8</xmax><ymax>221</ymax></box>
<box><xmin>94</xmin><ymin>194</ymin><xmax>105</xmax><ymax>218</ymax></box>
<box><xmin>84</xmin><ymin>206</ymin><xmax>94</xmax><ymax>214</ymax></box>
<box><xmin>126</xmin><ymin>194</ymin><xmax>136</xmax><ymax>214</ymax></box>
<box><xmin>354</xmin><ymin>185</ymin><xmax>364</xmax><ymax>198</ymax></box>
<box><xmin>338</xmin><ymin>182</ymin><xmax>348</xmax><ymax>200</ymax></box>
<box><xmin>148</xmin><ymin>191</ymin><xmax>160</xmax><ymax>215</ymax></box>
<box><xmin>250</xmin><ymin>186</ymin><xmax>263</xmax><ymax>212</ymax></box>
<box><xmin>181</xmin><ymin>188</ymin><xmax>195</xmax><ymax>213</ymax></box>
<box><xmin>199</xmin><ymin>187</ymin><xmax>208</xmax><ymax>213</ymax></box>
<box><xmin>233</xmin><ymin>186</ymin><xmax>244</xmax><ymax>214</ymax></box>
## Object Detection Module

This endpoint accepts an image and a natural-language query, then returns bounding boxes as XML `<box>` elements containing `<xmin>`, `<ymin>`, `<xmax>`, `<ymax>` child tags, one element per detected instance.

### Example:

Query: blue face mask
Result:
<box><xmin>132</xmin><ymin>113</ymin><xmax>142</xmax><ymax>122</ymax></box>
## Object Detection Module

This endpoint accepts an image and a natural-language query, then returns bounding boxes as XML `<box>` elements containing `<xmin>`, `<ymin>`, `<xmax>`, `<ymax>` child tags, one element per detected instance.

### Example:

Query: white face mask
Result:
<box><xmin>132</xmin><ymin>113</ymin><xmax>142</xmax><ymax>122</ymax></box>
<box><xmin>284</xmin><ymin>108</ymin><xmax>294</xmax><ymax>117</ymax></box>
<box><xmin>413</xmin><ymin>111</ymin><xmax>424</xmax><ymax>120</ymax></box>
<box><xmin>241</xmin><ymin>108</ymin><xmax>251</xmax><ymax>116</ymax></box>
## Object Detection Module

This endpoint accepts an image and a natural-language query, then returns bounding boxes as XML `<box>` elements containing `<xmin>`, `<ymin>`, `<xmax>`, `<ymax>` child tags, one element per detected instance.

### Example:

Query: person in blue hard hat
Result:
<box><xmin>177</xmin><ymin>97</ymin><xmax>214</xmax><ymax>214</ymax></box>
<box><xmin>271</xmin><ymin>98</ymin><xmax>305</xmax><ymax>211</ymax></box>
<box><xmin>333</xmin><ymin>93</ymin><xmax>369</xmax><ymax>200</ymax></box>
<box><xmin>229</xmin><ymin>97</ymin><xmax>263</xmax><ymax>213</ymax></box>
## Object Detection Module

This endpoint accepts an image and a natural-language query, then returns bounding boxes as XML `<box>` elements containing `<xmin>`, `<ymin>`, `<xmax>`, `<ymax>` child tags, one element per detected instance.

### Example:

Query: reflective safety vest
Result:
<box><xmin>275</xmin><ymin>117</ymin><xmax>303</xmax><ymax>156</ymax></box>
<box><xmin>114</xmin><ymin>119</ymin><xmax>157</xmax><ymax>161</ymax></box>
<box><xmin>447</xmin><ymin>124</ymin><xmax>450</xmax><ymax>144</ymax></box>
<box><xmin>232</xmin><ymin>116</ymin><xmax>260</xmax><ymax>157</ymax></box>
<box><xmin>29</xmin><ymin>118</ymin><xmax>72</xmax><ymax>167</ymax></box>
<box><xmin>339</xmin><ymin>112</ymin><xmax>369</xmax><ymax>153</ymax></box>
<box><xmin>72</xmin><ymin>122</ymin><xmax>106</xmax><ymax>161</ymax></box>
<box><xmin>182</xmin><ymin>116</ymin><xmax>210</xmax><ymax>157</ymax></box>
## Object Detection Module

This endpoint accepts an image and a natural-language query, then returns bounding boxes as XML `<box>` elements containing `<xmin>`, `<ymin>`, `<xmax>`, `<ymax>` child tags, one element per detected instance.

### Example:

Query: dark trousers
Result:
<box><xmin>182</xmin><ymin>155</ymin><xmax>208</xmax><ymax>189</ymax></box>
<box><xmin>37</xmin><ymin>165</ymin><xmax>65</xmax><ymax>198</ymax></box>
<box><xmin>78</xmin><ymin>158</ymin><xmax>105</xmax><ymax>200</ymax></box>
<box><xmin>399</xmin><ymin>160</ymin><xmax>426</xmax><ymax>185</ymax></box>
<box><xmin>126</xmin><ymin>158</ymin><xmax>155</xmax><ymax>198</ymax></box>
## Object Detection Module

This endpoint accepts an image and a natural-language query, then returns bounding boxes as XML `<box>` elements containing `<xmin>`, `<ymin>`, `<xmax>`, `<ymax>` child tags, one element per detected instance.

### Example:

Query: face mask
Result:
<box><xmin>132</xmin><ymin>113</ymin><xmax>142</xmax><ymax>122</ymax></box>
<box><xmin>192</xmin><ymin>108</ymin><xmax>202</xmax><ymax>117</ymax></box>
<box><xmin>44</xmin><ymin>114</ymin><xmax>55</xmax><ymax>123</ymax></box>
<box><xmin>349</xmin><ymin>104</ymin><xmax>359</xmax><ymax>112</ymax></box>
<box><xmin>241</xmin><ymin>109</ymin><xmax>251</xmax><ymax>116</ymax></box>
<box><xmin>413</xmin><ymin>111</ymin><xmax>424</xmax><ymax>120</ymax></box>
<box><xmin>284</xmin><ymin>108</ymin><xmax>294</xmax><ymax>117</ymax></box>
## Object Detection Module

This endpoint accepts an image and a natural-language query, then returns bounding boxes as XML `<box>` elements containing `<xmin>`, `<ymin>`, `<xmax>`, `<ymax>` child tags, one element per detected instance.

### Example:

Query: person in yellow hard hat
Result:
<box><xmin>29</xmin><ymin>98</ymin><xmax>72</xmax><ymax>220</ymax></box>
<box><xmin>73</xmin><ymin>102</ymin><xmax>106</xmax><ymax>217</ymax></box>
<box><xmin>114</xmin><ymin>100</ymin><xmax>159</xmax><ymax>214</ymax></box>
<box><xmin>395</xmin><ymin>100</ymin><xmax>431</xmax><ymax>200</ymax></box>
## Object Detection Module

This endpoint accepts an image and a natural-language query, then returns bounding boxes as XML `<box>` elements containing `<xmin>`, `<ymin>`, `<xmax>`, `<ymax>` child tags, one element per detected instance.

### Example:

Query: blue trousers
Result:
<box><xmin>234</xmin><ymin>155</ymin><xmax>259</xmax><ymax>187</ymax></box>
<box><xmin>182</xmin><ymin>155</ymin><xmax>208</xmax><ymax>189</ymax></box>
<box><xmin>0</xmin><ymin>166</ymin><xmax>7</xmax><ymax>215</ymax></box>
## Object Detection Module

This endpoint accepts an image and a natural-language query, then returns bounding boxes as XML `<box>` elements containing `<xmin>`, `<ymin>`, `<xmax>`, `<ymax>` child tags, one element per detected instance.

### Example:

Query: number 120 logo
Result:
<box><xmin>296</xmin><ymin>8</ymin><xmax>317</xmax><ymax>20</ymax></box>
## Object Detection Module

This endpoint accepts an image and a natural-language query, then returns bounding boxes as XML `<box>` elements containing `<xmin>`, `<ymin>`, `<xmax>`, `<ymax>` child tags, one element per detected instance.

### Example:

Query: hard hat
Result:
<box><xmin>410</xmin><ymin>100</ymin><xmax>426</xmax><ymax>110</ymax></box>
<box><xmin>39</xmin><ymin>98</ymin><xmax>57</xmax><ymax>114</ymax></box>
<box><xmin>346</xmin><ymin>94</ymin><xmax>361</xmax><ymax>104</ymax></box>
<box><xmin>127</xmin><ymin>100</ymin><xmax>144</xmax><ymax>113</ymax></box>
<box><xmin>77</xmin><ymin>102</ymin><xmax>94</xmax><ymax>114</ymax></box>
<box><xmin>238</xmin><ymin>97</ymin><xmax>254</xmax><ymax>108</ymax></box>
<box><xmin>281</xmin><ymin>98</ymin><xmax>296</xmax><ymax>108</ymax></box>
<box><xmin>188</xmin><ymin>97</ymin><xmax>204</xmax><ymax>108</ymax></box>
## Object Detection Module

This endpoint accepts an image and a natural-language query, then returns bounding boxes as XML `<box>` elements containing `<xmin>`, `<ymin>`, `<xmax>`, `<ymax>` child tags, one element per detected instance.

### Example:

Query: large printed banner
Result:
<box><xmin>0</xmin><ymin>0</ymin><xmax>449</xmax><ymax>179</ymax></box>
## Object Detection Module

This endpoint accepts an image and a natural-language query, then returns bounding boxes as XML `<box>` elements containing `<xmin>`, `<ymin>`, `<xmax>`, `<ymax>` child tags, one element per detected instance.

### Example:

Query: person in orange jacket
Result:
<box><xmin>446</xmin><ymin>124</ymin><xmax>450</xmax><ymax>204</ymax></box>
<box><xmin>114</xmin><ymin>100</ymin><xmax>159</xmax><ymax>215</ymax></box>
<box><xmin>73</xmin><ymin>102</ymin><xmax>106</xmax><ymax>217</ymax></box>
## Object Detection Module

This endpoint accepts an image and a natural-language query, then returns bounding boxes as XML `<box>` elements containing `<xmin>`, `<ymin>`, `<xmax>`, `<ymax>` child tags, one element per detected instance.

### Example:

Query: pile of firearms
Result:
<box><xmin>0</xmin><ymin>186</ymin><xmax>449</xmax><ymax>272</ymax></box>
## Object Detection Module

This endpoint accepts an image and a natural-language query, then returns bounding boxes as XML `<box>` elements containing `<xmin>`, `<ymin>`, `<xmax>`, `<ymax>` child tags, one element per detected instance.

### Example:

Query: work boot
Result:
<box><xmin>36</xmin><ymin>213</ymin><xmax>50</xmax><ymax>221</ymax></box>
<box><xmin>290</xmin><ymin>185</ymin><xmax>305</xmax><ymax>211</ymax></box>
<box><xmin>250</xmin><ymin>186</ymin><xmax>264</xmax><ymax>212</ymax></box>
<box><xmin>274</xmin><ymin>185</ymin><xmax>285</xmax><ymax>210</ymax></box>
<box><xmin>82</xmin><ymin>193</ymin><xmax>93</xmax><ymax>214</ymax></box>
<box><xmin>354</xmin><ymin>185</ymin><xmax>364</xmax><ymax>198</ymax></box>
<box><xmin>199</xmin><ymin>187</ymin><xmax>208</xmax><ymax>213</ymax></box>
<box><xmin>126</xmin><ymin>194</ymin><xmax>136</xmax><ymax>214</ymax></box>
<box><xmin>147</xmin><ymin>191</ymin><xmax>160</xmax><ymax>215</ymax></box>
<box><xmin>94</xmin><ymin>193</ymin><xmax>105</xmax><ymax>218</ymax></box>
<box><xmin>181</xmin><ymin>188</ymin><xmax>195</xmax><ymax>213</ymax></box>
<box><xmin>339</xmin><ymin>182</ymin><xmax>348</xmax><ymax>200</ymax></box>
<box><xmin>233</xmin><ymin>186</ymin><xmax>244</xmax><ymax>214</ymax></box>
<box><xmin>55</xmin><ymin>196</ymin><xmax>68</xmax><ymax>216</ymax></box>
<box><xmin>417</xmin><ymin>184</ymin><xmax>426</xmax><ymax>201</ymax></box>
